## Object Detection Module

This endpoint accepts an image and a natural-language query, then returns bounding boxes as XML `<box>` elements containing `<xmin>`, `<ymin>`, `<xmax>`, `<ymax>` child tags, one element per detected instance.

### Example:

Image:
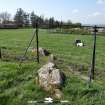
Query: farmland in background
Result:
<box><xmin>0</xmin><ymin>29</ymin><xmax>105</xmax><ymax>105</ymax></box>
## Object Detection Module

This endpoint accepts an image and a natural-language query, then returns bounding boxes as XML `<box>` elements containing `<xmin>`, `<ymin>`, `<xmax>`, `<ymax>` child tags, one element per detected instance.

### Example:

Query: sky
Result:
<box><xmin>0</xmin><ymin>0</ymin><xmax>105</xmax><ymax>24</ymax></box>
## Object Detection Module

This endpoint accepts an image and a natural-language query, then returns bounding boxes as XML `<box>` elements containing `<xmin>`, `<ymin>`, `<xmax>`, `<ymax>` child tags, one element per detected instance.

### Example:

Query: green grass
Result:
<box><xmin>0</xmin><ymin>29</ymin><xmax>105</xmax><ymax>105</ymax></box>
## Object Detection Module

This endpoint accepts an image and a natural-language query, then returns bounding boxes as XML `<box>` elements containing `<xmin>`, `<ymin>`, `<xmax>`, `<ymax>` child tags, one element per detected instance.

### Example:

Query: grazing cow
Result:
<box><xmin>75</xmin><ymin>40</ymin><xmax>84</xmax><ymax>47</ymax></box>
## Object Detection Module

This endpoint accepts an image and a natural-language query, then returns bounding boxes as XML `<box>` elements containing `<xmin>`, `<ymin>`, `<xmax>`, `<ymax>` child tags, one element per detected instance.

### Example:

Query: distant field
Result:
<box><xmin>0</xmin><ymin>29</ymin><xmax>105</xmax><ymax>78</ymax></box>
<box><xmin>0</xmin><ymin>29</ymin><xmax>105</xmax><ymax>105</ymax></box>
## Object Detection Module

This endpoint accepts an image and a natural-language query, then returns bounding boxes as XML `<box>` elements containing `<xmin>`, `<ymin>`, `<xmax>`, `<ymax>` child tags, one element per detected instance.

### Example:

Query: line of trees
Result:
<box><xmin>0</xmin><ymin>8</ymin><xmax>82</xmax><ymax>29</ymax></box>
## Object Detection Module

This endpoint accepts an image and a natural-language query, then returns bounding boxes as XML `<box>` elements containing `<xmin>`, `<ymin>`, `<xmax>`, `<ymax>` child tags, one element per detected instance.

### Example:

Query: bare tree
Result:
<box><xmin>0</xmin><ymin>12</ymin><xmax>11</xmax><ymax>24</ymax></box>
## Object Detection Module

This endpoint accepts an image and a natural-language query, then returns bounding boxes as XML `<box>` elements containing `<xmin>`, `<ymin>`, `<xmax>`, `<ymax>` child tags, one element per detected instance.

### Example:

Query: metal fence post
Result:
<box><xmin>0</xmin><ymin>47</ymin><xmax>2</xmax><ymax>59</ymax></box>
<box><xmin>36</xmin><ymin>23</ymin><xmax>39</xmax><ymax>63</ymax></box>
<box><xmin>90</xmin><ymin>25</ymin><xmax>97</xmax><ymax>80</ymax></box>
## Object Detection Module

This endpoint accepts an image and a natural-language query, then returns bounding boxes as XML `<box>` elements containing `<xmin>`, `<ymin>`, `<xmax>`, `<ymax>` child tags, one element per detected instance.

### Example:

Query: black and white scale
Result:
<box><xmin>28</xmin><ymin>97</ymin><xmax>69</xmax><ymax>104</ymax></box>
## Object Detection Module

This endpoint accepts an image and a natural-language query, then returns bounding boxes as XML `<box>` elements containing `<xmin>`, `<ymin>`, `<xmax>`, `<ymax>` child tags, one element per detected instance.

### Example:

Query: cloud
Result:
<box><xmin>97</xmin><ymin>0</ymin><xmax>105</xmax><ymax>4</ymax></box>
<box><xmin>87</xmin><ymin>12</ymin><xmax>101</xmax><ymax>19</ymax></box>
<box><xmin>92</xmin><ymin>12</ymin><xmax>101</xmax><ymax>16</ymax></box>
<box><xmin>84</xmin><ymin>11</ymin><xmax>105</xmax><ymax>24</ymax></box>
<box><xmin>72</xmin><ymin>9</ymin><xmax>79</xmax><ymax>14</ymax></box>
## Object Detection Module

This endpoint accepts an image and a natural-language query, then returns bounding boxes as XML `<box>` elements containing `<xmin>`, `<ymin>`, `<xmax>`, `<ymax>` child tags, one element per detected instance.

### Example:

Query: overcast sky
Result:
<box><xmin>0</xmin><ymin>0</ymin><xmax>105</xmax><ymax>24</ymax></box>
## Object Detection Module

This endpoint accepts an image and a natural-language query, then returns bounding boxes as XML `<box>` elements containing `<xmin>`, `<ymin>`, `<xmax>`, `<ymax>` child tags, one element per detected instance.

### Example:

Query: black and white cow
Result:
<box><xmin>75</xmin><ymin>40</ymin><xmax>84</xmax><ymax>47</ymax></box>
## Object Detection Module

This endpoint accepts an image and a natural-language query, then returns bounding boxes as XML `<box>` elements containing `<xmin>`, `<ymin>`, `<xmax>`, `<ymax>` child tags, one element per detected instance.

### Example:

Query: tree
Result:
<box><xmin>54</xmin><ymin>20</ymin><xmax>60</xmax><ymax>28</ymax></box>
<box><xmin>0</xmin><ymin>12</ymin><xmax>11</xmax><ymax>24</ymax></box>
<box><xmin>14</xmin><ymin>8</ymin><xmax>24</xmax><ymax>27</ymax></box>
<box><xmin>23</xmin><ymin>12</ymin><xmax>30</xmax><ymax>27</ymax></box>
<box><xmin>30</xmin><ymin>11</ymin><xmax>38</xmax><ymax>28</ymax></box>
<box><xmin>43</xmin><ymin>18</ymin><xmax>49</xmax><ymax>28</ymax></box>
<box><xmin>48</xmin><ymin>17</ymin><xmax>55</xmax><ymax>29</ymax></box>
<box><xmin>37</xmin><ymin>15</ymin><xmax>44</xmax><ymax>27</ymax></box>
<box><xmin>74</xmin><ymin>23</ymin><xmax>81</xmax><ymax>28</ymax></box>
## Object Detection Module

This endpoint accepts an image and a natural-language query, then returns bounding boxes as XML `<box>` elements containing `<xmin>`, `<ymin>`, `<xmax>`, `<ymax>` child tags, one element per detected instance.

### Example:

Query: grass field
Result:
<box><xmin>0</xmin><ymin>29</ymin><xmax>105</xmax><ymax>105</ymax></box>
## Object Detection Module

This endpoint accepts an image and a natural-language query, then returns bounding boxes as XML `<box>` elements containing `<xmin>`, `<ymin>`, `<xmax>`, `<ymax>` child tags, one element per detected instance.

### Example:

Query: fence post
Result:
<box><xmin>0</xmin><ymin>47</ymin><xmax>2</xmax><ymax>59</ymax></box>
<box><xmin>90</xmin><ymin>25</ymin><xmax>97</xmax><ymax>82</ymax></box>
<box><xmin>36</xmin><ymin>23</ymin><xmax>39</xmax><ymax>63</ymax></box>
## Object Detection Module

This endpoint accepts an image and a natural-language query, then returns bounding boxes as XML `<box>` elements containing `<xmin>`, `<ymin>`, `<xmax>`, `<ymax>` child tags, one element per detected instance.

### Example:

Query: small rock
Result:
<box><xmin>31</xmin><ymin>47</ymin><xmax>50</xmax><ymax>56</ymax></box>
<box><xmin>49</xmin><ymin>54</ymin><xmax>56</xmax><ymax>62</ymax></box>
<box><xmin>54</xmin><ymin>89</ymin><xmax>63</xmax><ymax>99</ymax></box>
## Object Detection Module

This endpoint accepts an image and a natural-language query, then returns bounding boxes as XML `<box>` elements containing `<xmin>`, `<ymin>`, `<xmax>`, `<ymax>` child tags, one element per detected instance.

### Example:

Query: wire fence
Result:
<box><xmin>0</xmin><ymin>26</ymin><xmax>105</xmax><ymax>83</ymax></box>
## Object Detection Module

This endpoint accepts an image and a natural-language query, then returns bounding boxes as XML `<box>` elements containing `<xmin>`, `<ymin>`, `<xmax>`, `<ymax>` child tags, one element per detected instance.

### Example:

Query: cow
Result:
<box><xmin>75</xmin><ymin>40</ymin><xmax>84</xmax><ymax>47</ymax></box>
